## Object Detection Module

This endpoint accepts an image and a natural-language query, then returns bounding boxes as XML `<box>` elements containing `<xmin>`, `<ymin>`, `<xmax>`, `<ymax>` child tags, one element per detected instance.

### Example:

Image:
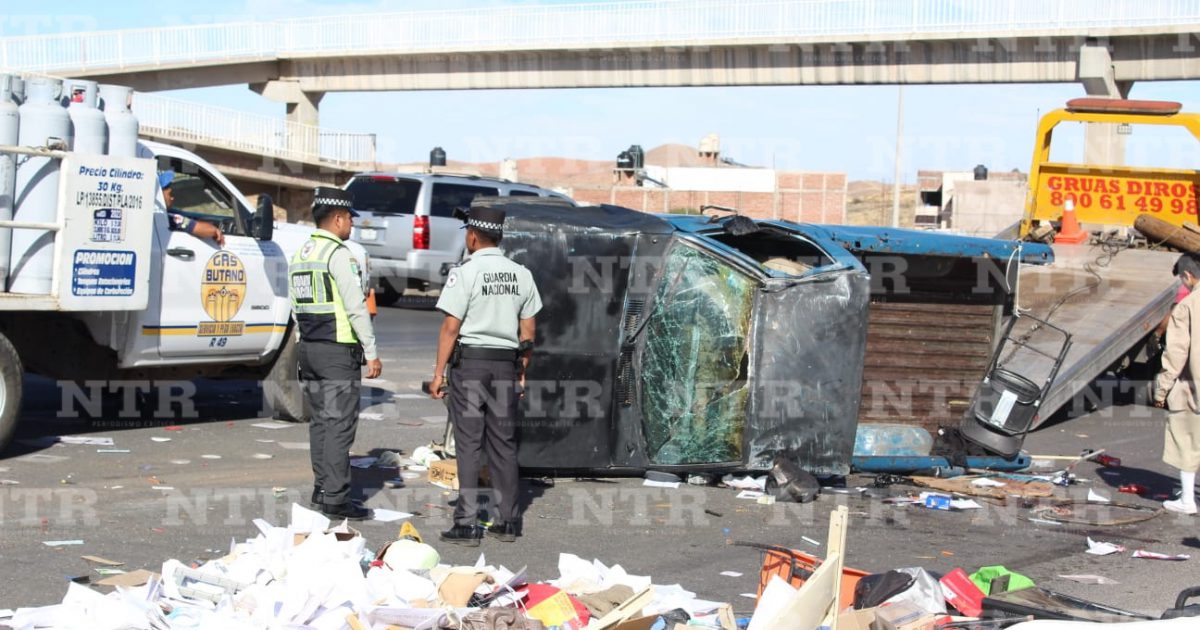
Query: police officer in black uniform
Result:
<box><xmin>289</xmin><ymin>186</ymin><xmax>382</xmax><ymax>520</ymax></box>
<box><xmin>431</xmin><ymin>206</ymin><xmax>541</xmax><ymax>545</ymax></box>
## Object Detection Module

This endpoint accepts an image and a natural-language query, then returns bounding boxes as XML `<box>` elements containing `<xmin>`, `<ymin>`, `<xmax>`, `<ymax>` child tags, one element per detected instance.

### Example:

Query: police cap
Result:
<box><xmin>462</xmin><ymin>206</ymin><xmax>505</xmax><ymax>236</ymax></box>
<box><xmin>312</xmin><ymin>186</ymin><xmax>358</xmax><ymax>223</ymax></box>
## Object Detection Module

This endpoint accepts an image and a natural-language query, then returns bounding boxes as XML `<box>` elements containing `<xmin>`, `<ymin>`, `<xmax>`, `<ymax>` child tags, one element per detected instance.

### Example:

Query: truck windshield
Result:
<box><xmin>346</xmin><ymin>177</ymin><xmax>422</xmax><ymax>214</ymax></box>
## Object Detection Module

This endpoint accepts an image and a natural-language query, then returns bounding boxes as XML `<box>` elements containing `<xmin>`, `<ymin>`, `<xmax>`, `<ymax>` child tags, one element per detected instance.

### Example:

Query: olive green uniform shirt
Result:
<box><xmin>435</xmin><ymin>247</ymin><xmax>542</xmax><ymax>348</ymax></box>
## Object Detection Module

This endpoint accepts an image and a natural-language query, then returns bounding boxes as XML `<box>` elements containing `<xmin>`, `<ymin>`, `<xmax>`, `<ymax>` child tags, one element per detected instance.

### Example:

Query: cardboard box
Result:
<box><xmin>428</xmin><ymin>459</ymin><xmax>490</xmax><ymax>491</ymax></box>
<box><xmin>429</xmin><ymin>459</ymin><xmax>459</xmax><ymax>490</ymax></box>
<box><xmin>872</xmin><ymin>602</ymin><xmax>936</xmax><ymax>630</ymax></box>
<box><xmin>838</xmin><ymin>607</ymin><xmax>877</xmax><ymax>630</ymax></box>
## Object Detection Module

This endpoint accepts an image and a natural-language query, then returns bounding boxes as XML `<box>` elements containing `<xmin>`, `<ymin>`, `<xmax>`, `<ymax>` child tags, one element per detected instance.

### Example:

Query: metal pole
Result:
<box><xmin>891</xmin><ymin>84</ymin><xmax>904</xmax><ymax>228</ymax></box>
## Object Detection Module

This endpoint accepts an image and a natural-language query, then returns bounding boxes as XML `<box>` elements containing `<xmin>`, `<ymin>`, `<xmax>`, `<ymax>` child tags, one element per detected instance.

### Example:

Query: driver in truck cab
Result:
<box><xmin>160</xmin><ymin>170</ymin><xmax>226</xmax><ymax>247</ymax></box>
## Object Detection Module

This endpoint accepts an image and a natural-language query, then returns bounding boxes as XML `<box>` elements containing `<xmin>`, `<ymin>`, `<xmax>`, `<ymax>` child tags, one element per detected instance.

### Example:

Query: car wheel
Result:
<box><xmin>0</xmin><ymin>332</ymin><xmax>21</xmax><ymax>453</ymax></box>
<box><xmin>263</xmin><ymin>327</ymin><xmax>310</xmax><ymax>422</ymax></box>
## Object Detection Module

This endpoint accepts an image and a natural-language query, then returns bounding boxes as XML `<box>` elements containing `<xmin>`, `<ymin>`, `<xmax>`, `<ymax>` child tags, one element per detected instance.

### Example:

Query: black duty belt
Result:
<box><xmin>459</xmin><ymin>346</ymin><xmax>519</xmax><ymax>361</ymax></box>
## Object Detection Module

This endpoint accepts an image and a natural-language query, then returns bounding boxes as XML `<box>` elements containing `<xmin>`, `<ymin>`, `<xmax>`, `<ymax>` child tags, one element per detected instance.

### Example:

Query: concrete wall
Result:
<box><xmin>571</xmin><ymin>171</ymin><xmax>847</xmax><ymax>223</ymax></box>
<box><xmin>949</xmin><ymin>180</ymin><xmax>1028</xmax><ymax>238</ymax></box>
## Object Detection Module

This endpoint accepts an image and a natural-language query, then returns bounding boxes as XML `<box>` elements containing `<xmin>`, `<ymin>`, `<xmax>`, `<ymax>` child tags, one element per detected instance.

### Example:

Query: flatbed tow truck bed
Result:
<box><xmin>1014</xmin><ymin>242</ymin><xmax>1177</xmax><ymax>426</ymax></box>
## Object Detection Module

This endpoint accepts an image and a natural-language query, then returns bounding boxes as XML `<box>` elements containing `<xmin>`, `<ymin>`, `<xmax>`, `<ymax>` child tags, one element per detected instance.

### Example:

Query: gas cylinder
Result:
<box><xmin>98</xmin><ymin>84</ymin><xmax>138</xmax><ymax>158</ymax></box>
<box><xmin>66</xmin><ymin>80</ymin><xmax>107</xmax><ymax>155</ymax></box>
<box><xmin>11</xmin><ymin>76</ymin><xmax>69</xmax><ymax>294</ymax></box>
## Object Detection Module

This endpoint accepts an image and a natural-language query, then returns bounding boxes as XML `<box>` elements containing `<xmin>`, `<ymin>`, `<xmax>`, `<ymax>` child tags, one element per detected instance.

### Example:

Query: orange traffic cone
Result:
<box><xmin>1055</xmin><ymin>200</ymin><xmax>1088</xmax><ymax>244</ymax></box>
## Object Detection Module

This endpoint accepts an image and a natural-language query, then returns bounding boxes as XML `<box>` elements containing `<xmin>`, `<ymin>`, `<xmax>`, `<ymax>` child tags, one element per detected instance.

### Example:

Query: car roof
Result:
<box><xmin>351</xmin><ymin>171</ymin><xmax>544</xmax><ymax>189</ymax></box>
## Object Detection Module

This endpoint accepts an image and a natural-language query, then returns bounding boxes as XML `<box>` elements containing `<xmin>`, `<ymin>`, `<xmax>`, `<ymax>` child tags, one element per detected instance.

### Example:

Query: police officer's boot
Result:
<box><xmin>322</xmin><ymin>501</ymin><xmax>371</xmax><ymax>521</ymax></box>
<box><xmin>439</xmin><ymin>524</ymin><xmax>482</xmax><ymax>547</ymax></box>
<box><xmin>486</xmin><ymin>521</ymin><xmax>517</xmax><ymax>543</ymax></box>
<box><xmin>311</xmin><ymin>487</ymin><xmax>324</xmax><ymax>507</ymax></box>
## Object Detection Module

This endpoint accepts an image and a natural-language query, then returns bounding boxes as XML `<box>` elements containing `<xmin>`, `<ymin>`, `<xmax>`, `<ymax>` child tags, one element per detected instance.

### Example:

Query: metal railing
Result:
<box><xmin>1</xmin><ymin>0</ymin><xmax>1196</xmax><ymax>74</ymax></box>
<box><xmin>131</xmin><ymin>92</ymin><xmax>376</xmax><ymax>167</ymax></box>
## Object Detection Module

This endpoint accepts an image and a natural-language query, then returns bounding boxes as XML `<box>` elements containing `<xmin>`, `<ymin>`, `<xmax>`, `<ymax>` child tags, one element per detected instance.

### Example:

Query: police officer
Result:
<box><xmin>431</xmin><ymin>206</ymin><xmax>541</xmax><ymax>545</ymax></box>
<box><xmin>289</xmin><ymin>186</ymin><xmax>382</xmax><ymax>521</ymax></box>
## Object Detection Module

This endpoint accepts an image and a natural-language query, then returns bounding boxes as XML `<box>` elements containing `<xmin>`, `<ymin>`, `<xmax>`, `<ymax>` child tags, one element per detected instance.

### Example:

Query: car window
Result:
<box><xmin>347</xmin><ymin>177</ymin><xmax>422</xmax><ymax>214</ymax></box>
<box><xmin>508</xmin><ymin>189</ymin><xmax>540</xmax><ymax>197</ymax></box>
<box><xmin>159</xmin><ymin>156</ymin><xmax>248</xmax><ymax>236</ymax></box>
<box><xmin>431</xmin><ymin>183</ymin><xmax>500</xmax><ymax>217</ymax></box>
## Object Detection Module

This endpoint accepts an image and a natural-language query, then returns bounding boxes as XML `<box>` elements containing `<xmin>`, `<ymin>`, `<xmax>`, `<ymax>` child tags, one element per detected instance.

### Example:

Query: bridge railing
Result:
<box><xmin>132</xmin><ymin>92</ymin><xmax>376</xmax><ymax>168</ymax></box>
<box><xmin>1</xmin><ymin>0</ymin><xmax>1197</xmax><ymax>73</ymax></box>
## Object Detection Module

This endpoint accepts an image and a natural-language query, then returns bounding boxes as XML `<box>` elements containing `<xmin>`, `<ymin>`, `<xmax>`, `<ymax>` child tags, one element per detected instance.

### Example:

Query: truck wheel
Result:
<box><xmin>263</xmin><ymin>328</ymin><xmax>309</xmax><ymax>423</ymax></box>
<box><xmin>0</xmin><ymin>332</ymin><xmax>23</xmax><ymax>453</ymax></box>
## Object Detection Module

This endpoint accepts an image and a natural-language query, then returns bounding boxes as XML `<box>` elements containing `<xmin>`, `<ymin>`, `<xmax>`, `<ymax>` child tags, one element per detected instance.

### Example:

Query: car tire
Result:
<box><xmin>0</xmin><ymin>332</ymin><xmax>23</xmax><ymax>453</ymax></box>
<box><xmin>263</xmin><ymin>326</ymin><xmax>310</xmax><ymax>423</ymax></box>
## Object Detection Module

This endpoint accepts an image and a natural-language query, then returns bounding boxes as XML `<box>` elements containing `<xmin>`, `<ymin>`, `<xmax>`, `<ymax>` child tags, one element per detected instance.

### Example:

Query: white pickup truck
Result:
<box><xmin>0</xmin><ymin>139</ymin><xmax>369</xmax><ymax>451</ymax></box>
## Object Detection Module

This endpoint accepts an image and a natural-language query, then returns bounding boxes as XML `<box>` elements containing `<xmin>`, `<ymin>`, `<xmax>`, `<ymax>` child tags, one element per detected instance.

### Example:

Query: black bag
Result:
<box><xmin>853</xmin><ymin>571</ymin><xmax>916</xmax><ymax>610</ymax></box>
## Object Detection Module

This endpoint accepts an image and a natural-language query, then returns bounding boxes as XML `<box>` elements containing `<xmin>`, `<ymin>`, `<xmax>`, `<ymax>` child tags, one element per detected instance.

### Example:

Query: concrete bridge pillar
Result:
<box><xmin>1079</xmin><ymin>43</ymin><xmax>1132</xmax><ymax>167</ymax></box>
<box><xmin>250</xmin><ymin>79</ymin><xmax>325</xmax><ymax>160</ymax></box>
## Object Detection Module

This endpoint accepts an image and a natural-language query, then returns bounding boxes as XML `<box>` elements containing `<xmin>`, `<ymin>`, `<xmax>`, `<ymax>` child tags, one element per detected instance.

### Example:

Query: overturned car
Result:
<box><xmin>476</xmin><ymin>200</ymin><xmax>1053</xmax><ymax>476</ymax></box>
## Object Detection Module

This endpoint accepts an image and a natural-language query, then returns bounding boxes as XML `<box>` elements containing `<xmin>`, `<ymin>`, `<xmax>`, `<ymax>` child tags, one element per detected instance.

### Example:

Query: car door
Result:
<box><xmin>144</xmin><ymin>156</ymin><xmax>286</xmax><ymax>359</ymax></box>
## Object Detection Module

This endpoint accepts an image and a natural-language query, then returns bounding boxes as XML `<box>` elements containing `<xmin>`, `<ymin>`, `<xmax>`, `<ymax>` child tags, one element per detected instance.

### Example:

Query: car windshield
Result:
<box><xmin>346</xmin><ymin>177</ymin><xmax>422</xmax><ymax>214</ymax></box>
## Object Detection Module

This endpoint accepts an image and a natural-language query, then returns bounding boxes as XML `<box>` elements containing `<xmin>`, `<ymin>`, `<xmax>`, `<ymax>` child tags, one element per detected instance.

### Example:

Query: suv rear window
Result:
<box><xmin>509</xmin><ymin>189</ymin><xmax>540</xmax><ymax>197</ymax></box>
<box><xmin>431</xmin><ymin>183</ymin><xmax>500</xmax><ymax>217</ymax></box>
<box><xmin>346</xmin><ymin>177</ymin><xmax>422</xmax><ymax>214</ymax></box>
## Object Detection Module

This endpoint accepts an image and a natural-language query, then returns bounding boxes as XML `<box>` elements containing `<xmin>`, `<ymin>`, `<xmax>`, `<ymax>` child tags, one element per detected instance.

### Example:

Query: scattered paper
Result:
<box><xmin>42</xmin><ymin>540</ymin><xmax>84</xmax><ymax>546</ymax></box>
<box><xmin>1086</xmin><ymin>537</ymin><xmax>1125</xmax><ymax>556</ymax></box>
<box><xmin>152</xmin><ymin>486</ymin><xmax>175</xmax><ymax>491</ymax></box>
<box><xmin>1087</xmin><ymin>489</ymin><xmax>1111</xmax><ymax>503</ymax></box>
<box><xmin>723</xmin><ymin>475</ymin><xmax>767</xmax><ymax>491</ymax></box>
<box><xmin>0</xmin><ymin>479</ymin><xmax>19</xmax><ymax>485</ymax></box>
<box><xmin>169</xmin><ymin>459</ymin><xmax>191</xmax><ymax>465</ymax></box>
<box><xmin>150</xmin><ymin>437</ymin><xmax>171</xmax><ymax>443</ymax></box>
<box><xmin>371</xmin><ymin>508</ymin><xmax>414</xmax><ymax>523</ymax></box>
<box><xmin>720</xmin><ymin>571</ymin><xmax>743</xmax><ymax>578</ymax></box>
<box><xmin>971</xmin><ymin>478</ymin><xmax>1006</xmax><ymax>488</ymax></box>
<box><xmin>251</xmin><ymin>453</ymin><xmax>273</xmax><ymax>460</ymax></box>
<box><xmin>60</xmin><ymin>436</ymin><xmax>114</xmax><ymax>446</ymax></box>
<box><xmin>1133</xmin><ymin>550</ymin><xmax>1190</xmax><ymax>561</ymax></box>
<box><xmin>277</xmin><ymin>442</ymin><xmax>310</xmax><ymax>450</ymax></box>
<box><xmin>0</xmin><ymin>609</ymin><xmax>12</xmax><ymax>619</ymax></box>
<box><xmin>94</xmin><ymin>568</ymin><xmax>126</xmax><ymax>576</ymax></box>
<box><xmin>643</xmin><ymin>479</ymin><xmax>680</xmax><ymax>489</ymax></box>
<box><xmin>200</xmin><ymin>454</ymin><xmax>222</xmax><ymax>460</ymax></box>
<box><xmin>97</xmin><ymin>449</ymin><xmax>130</xmax><ymax>453</ymax></box>
<box><xmin>255</xmin><ymin>439</ymin><xmax>275</xmax><ymax>443</ymax></box>
<box><xmin>736</xmin><ymin>490</ymin><xmax>765</xmax><ymax>500</ymax></box>
<box><xmin>15</xmin><ymin>453</ymin><xmax>68</xmax><ymax>464</ymax></box>
<box><xmin>800</xmin><ymin>536</ymin><xmax>820</xmax><ymax>547</ymax></box>
<box><xmin>251</xmin><ymin>421</ymin><xmax>294</xmax><ymax>430</ymax></box>
<box><xmin>360</xmin><ymin>412</ymin><xmax>384</xmax><ymax>421</ymax></box>
<box><xmin>739</xmin><ymin>593</ymin><xmax>759</xmax><ymax>599</ymax></box>
<box><xmin>80</xmin><ymin>555</ymin><xmax>123</xmax><ymax>566</ymax></box>
<box><xmin>950</xmin><ymin>499</ymin><xmax>983</xmax><ymax>510</ymax></box>
<box><xmin>1059</xmin><ymin>574</ymin><xmax>1118</xmax><ymax>585</ymax></box>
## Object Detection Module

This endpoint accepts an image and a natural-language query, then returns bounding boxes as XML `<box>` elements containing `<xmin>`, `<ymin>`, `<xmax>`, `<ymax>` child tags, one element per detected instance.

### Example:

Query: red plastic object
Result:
<box><xmin>1095</xmin><ymin>454</ymin><xmax>1122</xmax><ymax>467</ymax></box>
<box><xmin>1119</xmin><ymin>483</ymin><xmax>1148</xmax><ymax>495</ymax></box>
<box><xmin>940</xmin><ymin>568</ymin><xmax>985</xmax><ymax>617</ymax></box>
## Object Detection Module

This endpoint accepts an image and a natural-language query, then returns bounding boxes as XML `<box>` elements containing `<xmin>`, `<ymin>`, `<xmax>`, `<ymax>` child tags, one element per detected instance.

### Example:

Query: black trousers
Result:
<box><xmin>449</xmin><ymin>357</ymin><xmax>520</xmax><ymax>526</ymax></box>
<box><xmin>298</xmin><ymin>341</ymin><xmax>362</xmax><ymax>505</ymax></box>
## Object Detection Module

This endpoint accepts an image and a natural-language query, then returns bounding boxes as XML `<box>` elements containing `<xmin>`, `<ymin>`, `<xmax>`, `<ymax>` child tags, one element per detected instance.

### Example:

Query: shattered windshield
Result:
<box><xmin>640</xmin><ymin>242</ymin><xmax>755</xmax><ymax>465</ymax></box>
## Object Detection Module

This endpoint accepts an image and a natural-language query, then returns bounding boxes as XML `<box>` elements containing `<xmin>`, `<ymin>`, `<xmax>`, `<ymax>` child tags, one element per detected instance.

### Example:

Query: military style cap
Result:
<box><xmin>312</xmin><ymin>186</ymin><xmax>358</xmax><ymax>222</ymax></box>
<box><xmin>462</xmin><ymin>206</ymin><xmax>506</xmax><ymax>234</ymax></box>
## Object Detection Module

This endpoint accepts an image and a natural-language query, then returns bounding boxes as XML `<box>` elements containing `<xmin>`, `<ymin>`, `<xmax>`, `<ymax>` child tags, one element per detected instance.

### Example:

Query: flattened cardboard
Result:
<box><xmin>96</xmin><ymin>569</ymin><xmax>157</xmax><ymax>588</ymax></box>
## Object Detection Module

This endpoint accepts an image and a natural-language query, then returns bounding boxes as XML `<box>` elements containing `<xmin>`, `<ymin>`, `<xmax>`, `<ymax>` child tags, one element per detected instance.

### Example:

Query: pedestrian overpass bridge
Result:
<box><xmin>2</xmin><ymin>0</ymin><xmax>1198</xmax><ymax>208</ymax></box>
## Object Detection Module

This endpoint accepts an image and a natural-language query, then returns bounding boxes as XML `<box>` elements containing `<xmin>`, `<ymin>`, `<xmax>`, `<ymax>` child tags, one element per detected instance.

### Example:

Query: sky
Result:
<box><xmin>3</xmin><ymin>0</ymin><xmax>1199</xmax><ymax>181</ymax></box>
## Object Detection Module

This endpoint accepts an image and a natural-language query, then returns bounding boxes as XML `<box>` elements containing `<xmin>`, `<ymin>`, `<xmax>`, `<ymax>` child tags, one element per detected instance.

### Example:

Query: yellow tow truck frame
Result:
<box><xmin>1019</xmin><ymin>99</ymin><xmax>1200</xmax><ymax>238</ymax></box>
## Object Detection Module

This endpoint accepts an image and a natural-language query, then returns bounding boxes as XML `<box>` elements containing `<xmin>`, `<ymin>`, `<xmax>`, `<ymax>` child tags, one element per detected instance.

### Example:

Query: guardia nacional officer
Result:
<box><xmin>289</xmin><ymin>186</ymin><xmax>382</xmax><ymax>521</ymax></box>
<box><xmin>431</xmin><ymin>206</ymin><xmax>541</xmax><ymax>545</ymax></box>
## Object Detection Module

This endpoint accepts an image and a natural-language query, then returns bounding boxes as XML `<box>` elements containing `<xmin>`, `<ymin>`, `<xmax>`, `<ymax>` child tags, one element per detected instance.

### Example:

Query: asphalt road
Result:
<box><xmin>1</xmin><ymin>306</ymin><xmax>1198</xmax><ymax>618</ymax></box>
